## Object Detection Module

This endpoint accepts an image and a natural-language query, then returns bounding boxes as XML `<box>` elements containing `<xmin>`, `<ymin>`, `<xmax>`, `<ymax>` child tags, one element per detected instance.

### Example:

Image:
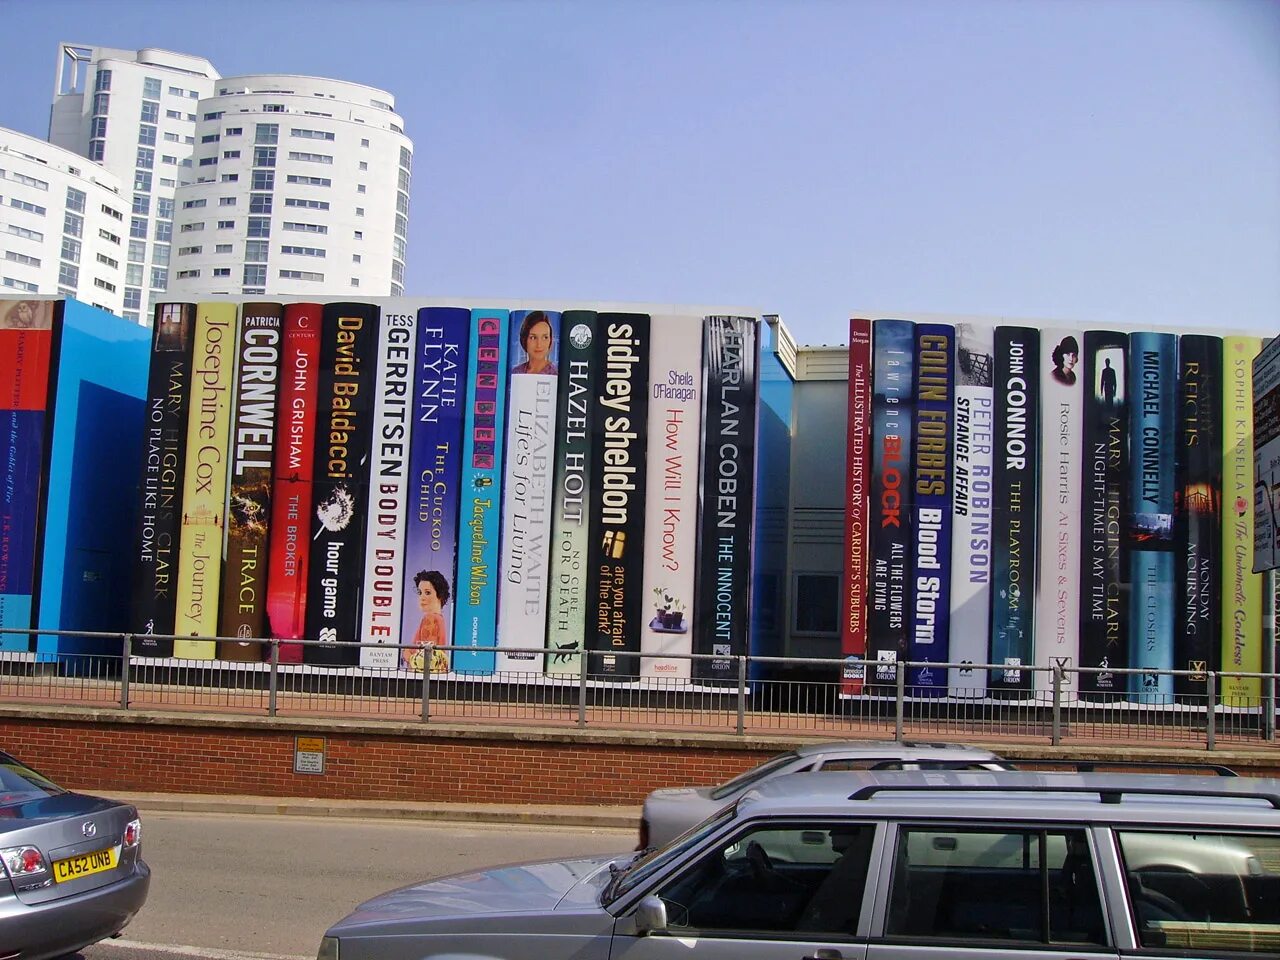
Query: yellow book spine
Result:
<box><xmin>1221</xmin><ymin>335</ymin><xmax>1263</xmax><ymax>703</ymax></box>
<box><xmin>174</xmin><ymin>302</ymin><xmax>239</xmax><ymax>659</ymax></box>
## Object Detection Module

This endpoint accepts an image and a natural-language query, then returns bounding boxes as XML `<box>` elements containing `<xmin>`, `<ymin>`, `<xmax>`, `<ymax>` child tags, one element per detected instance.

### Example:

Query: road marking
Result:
<box><xmin>104</xmin><ymin>939</ymin><xmax>310</xmax><ymax>960</ymax></box>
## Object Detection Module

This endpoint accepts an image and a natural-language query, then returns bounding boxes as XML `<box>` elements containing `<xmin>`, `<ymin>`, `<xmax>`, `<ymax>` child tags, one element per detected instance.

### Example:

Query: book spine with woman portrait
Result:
<box><xmin>357</xmin><ymin>300</ymin><xmax>417</xmax><ymax>670</ymax></box>
<box><xmin>0</xmin><ymin>299</ymin><xmax>60</xmax><ymax>653</ymax></box>
<box><xmin>218</xmin><ymin>302</ymin><xmax>283</xmax><ymax>661</ymax></box>
<box><xmin>544</xmin><ymin>310</ymin><xmax>598</xmax><ymax>676</ymax></box>
<box><xmin>987</xmin><ymin>325</ymin><xmax>1039</xmax><ymax>694</ymax></box>
<box><xmin>1077</xmin><ymin>330</ymin><xmax>1130</xmax><ymax>698</ymax></box>
<box><xmin>1034</xmin><ymin>328</ymin><xmax>1084</xmax><ymax>692</ymax></box>
<box><xmin>303</xmin><ymin>302</ymin><xmax>381</xmax><ymax>667</ymax></box>
<box><xmin>264</xmin><ymin>303</ymin><xmax>322</xmax><ymax>663</ymax></box>
<box><xmin>496</xmin><ymin>310</ymin><xmax>562</xmax><ymax>673</ymax></box>
<box><xmin>400</xmin><ymin>306</ymin><xmax>469</xmax><ymax>676</ymax></box>
<box><xmin>588</xmin><ymin>312</ymin><xmax>651</xmax><ymax>679</ymax></box>
<box><xmin>452</xmin><ymin>308</ymin><xmax>510</xmax><ymax>674</ymax></box>
<box><xmin>1174</xmin><ymin>334</ymin><xmax>1222</xmax><ymax>701</ymax></box>
<box><xmin>173</xmin><ymin>302</ymin><xmax>238</xmax><ymax>660</ymax></box>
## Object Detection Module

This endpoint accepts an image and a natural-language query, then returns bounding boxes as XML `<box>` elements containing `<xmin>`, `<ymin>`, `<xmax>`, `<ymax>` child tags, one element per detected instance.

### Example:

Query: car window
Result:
<box><xmin>0</xmin><ymin>756</ymin><xmax>66</xmax><ymax>803</ymax></box>
<box><xmin>608</xmin><ymin>804</ymin><xmax>738</xmax><ymax>903</ymax></box>
<box><xmin>885</xmin><ymin>826</ymin><xmax>1106</xmax><ymax>945</ymax></box>
<box><xmin>652</xmin><ymin>823</ymin><xmax>874</xmax><ymax>936</ymax></box>
<box><xmin>1118</xmin><ymin>830</ymin><xmax>1280</xmax><ymax>954</ymax></box>
<box><xmin>709</xmin><ymin>753</ymin><xmax>801</xmax><ymax>801</ymax></box>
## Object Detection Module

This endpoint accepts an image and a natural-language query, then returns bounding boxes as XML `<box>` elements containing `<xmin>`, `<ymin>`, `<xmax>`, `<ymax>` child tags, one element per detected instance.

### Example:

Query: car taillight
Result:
<box><xmin>123</xmin><ymin>818</ymin><xmax>142</xmax><ymax>847</ymax></box>
<box><xmin>0</xmin><ymin>845</ymin><xmax>48</xmax><ymax>878</ymax></box>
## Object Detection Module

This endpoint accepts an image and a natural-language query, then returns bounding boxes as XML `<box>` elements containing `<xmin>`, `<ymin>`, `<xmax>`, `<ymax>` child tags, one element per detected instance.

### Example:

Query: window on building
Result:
<box><xmin>167</xmin><ymin>85</ymin><xmax>183</xmax><ymax>96</ymax></box>
<box><xmin>60</xmin><ymin>236</ymin><xmax>81</xmax><ymax>261</ymax></box>
<box><xmin>291</xmin><ymin>128</ymin><xmax>335</xmax><ymax>140</ymax></box>
<box><xmin>391</xmin><ymin>261</ymin><xmax>404</xmax><ymax>284</ymax></box>
<box><xmin>285</xmin><ymin>174</ymin><xmax>331</xmax><ymax>187</ymax></box>
<box><xmin>94</xmin><ymin>68</ymin><xmax>111</xmax><ymax>92</ymax></box>
<box><xmin>204</xmin><ymin>111</ymin><xmax>225</xmax><ymax>121</ymax></box>
<box><xmin>221</xmin><ymin>174</ymin><xmax>239</xmax><ymax>182</ymax></box>
<box><xmin>284</xmin><ymin>197</ymin><xmax>329</xmax><ymax>210</ymax></box>
<box><xmin>217</xmin><ymin>219</ymin><xmax>235</xmax><ymax>229</ymax></box>
<box><xmin>130</xmin><ymin>217</ymin><xmax>148</xmax><ymax>239</ymax></box>
<box><xmin>223</xmin><ymin>150</ymin><xmax>241</xmax><ymax>159</ymax></box>
<box><xmin>154</xmin><ymin>220</ymin><xmax>172</xmax><ymax>242</ymax></box>
<box><xmin>215</xmin><ymin>243</ymin><xmax>233</xmax><ymax>254</ymax></box>
<box><xmin>124</xmin><ymin>288</ymin><xmax>141</xmax><ymax>310</ymax></box>
<box><xmin>183</xmin><ymin>198</ymin><xmax>207</xmax><ymax>209</ymax></box>
<box><xmin>218</xmin><ymin>197</ymin><xmax>236</xmax><ymax>207</ymax></box>
<box><xmin>61</xmin><ymin>211</ymin><xmax>82</xmax><ymax>239</ymax></box>
<box><xmin>5</xmin><ymin>251</ymin><xmax>40</xmax><ymax>268</ymax></box>
<box><xmin>138</xmin><ymin>124</ymin><xmax>157</xmax><ymax>146</ymax></box>
<box><xmin>127</xmin><ymin>240</ymin><xmax>145</xmax><ymax>261</ymax></box>
<box><xmin>175</xmin><ymin>269</ymin><xmax>199</xmax><ymax>279</ymax></box>
<box><xmin>249</xmin><ymin>193</ymin><xmax>273</xmax><ymax>214</ymax></box>
<box><xmin>351</xmin><ymin>253</ymin><xmax>361</xmax><ymax>264</ymax></box>
<box><xmin>58</xmin><ymin>262</ymin><xmax>79</xmax><ymax>287</ymax></box>
<box><xmin>159</xmin><ymin>176</ymin><xmax>176</xmax><ymax>188</ymax></box>
<box><xmin>251</xmin><ymin>170</ymin><xmax>275</xmax><ymax>191</ymax></box>
<box><xmin>263</xmin><ymin>103</ymin><xmax>284</xmax><ymax>113</ymax></box>
<box><xmin>352</xmin><ymin>278</ymin><xmax>360</xmax><ymax>287</ymax></box>
<box><xmin>99</xmin><ymin>228</ymin><xmax>121</xmax><ymax>244</ymax></box>
<box><xmin>134</xmin><ymin>171</ymin><xmax>152</xmax><ymax>192</ymax></box>
<box><xmin>244</xmin><ymin>240</ymin><xmax>269</xmax><ymax>262</ymax></box>
<box><xmin>151</xmin><ymin>266</ymin><xmax>167</xmax><ymax>289</ymax></box>
<box><xmin>89</xmin><ymin>140</ymin><xmax>106</xmax><ymax>162</ymax></box>
<box><xmin>361</xmin><ymin>138</ymin><xmax>370</xmax><ymax>148</ymax></box>
<box><xmin>9</xmin><ymin>197</ymin><xmax>46</xmax><ymax>216</ymax></box>
<box><xmin>247</xmin><ymin>217</ymin><xmax>270</xmax><ymax>237</ymax></box>
<box><xmin>126</xmin><ymin>263</ymin><xmax>143</xmax><ymax>285</ymax></box>
<box><xmin>357</xmin><ymin>184</ymin><xmax>367</xmax><ymax>194</ymax></box>
<box><xmin>178</xmin><ymin>245</ymin><xmax>202</xmax><ymax>256</ymax></box>
<box><xmin>253</xmin><ymin>146</ymin><xmax>276</xmax><ymax>167</ymax></box>
<box><xmin>140</xmin><ymin>101</ymin><xmax>159</xmax><ymax>124</ymax></box>
<box><xmin>142</xmin><ymin>76</ymin><xmax>161</xmax><ymax>98</ymax></box>
<box><xmin>90</xmin><ymin>116</ymin><xmax>109</xmax><ymax>140</ymax></box>
<box><xmin>6</xmin><ymin>224</ymin><xmax>42</xmax><ymax>242</ymax></box>
<box><xmin>353</xmin><ymin>230</ymin><xmax>362</xmax><ymax>240</ymax></box>
<box><xmin>180</xmin><ymin>222</ymin><xmax>205</xmax><ymax>232</ymax></box>
<box><xmin>161</xmin><ymin>153</ymin><xmax>178</xmax><ymax>163</ymax></box>
<box><xmin>166</xmin><ymin>109</ymin><xmax>183</xmax><ymax>120</ymax></box>
<box><xmin>213</xmin><ymin>267</ymin><xmax>231</xmax><ymax>277</ymax></box>
<box><xmin>225</xmin><ymin>126</ymin><xmax>243</xmax><ymax>136</ymax></box>
<box><xmin>136</xmin><ymin>147</ymin><xmax>155</xmax><ymax>170</ymax></box>
<box><xmin>358</xmin><ymin>161</ymin><xmax>368</xmax><ymax>172</ymax></box>
<box><xmin>399</xmin><ymin>146</ymin><xmax>412</xmax><ymax>169</ymax></box>
<box><xmin>398</xmin><ymin>168</ymin><xmax>411</xmax><ymax>192</ymax></box>
<box><xmin>281</xmin><ymin>245</ymin><xmax>325</xmax><ymax>257</ymax></box>
<box><xmin>65</xmin><ymin>188</ymin><xmax>86</xmax><ymax>213</ymax></box>
<box><xmin>11</xmin><ymin>172</ymin><xmax>49</xmax><ymax>190</ymax></box>
<box><xmin>94</xmin><ymin>277</ymin><xmax>117</xmax><ymax>292</ymax></box>
<box><xmin>282</xmin><ymin>221</ymin><xmax>327</xmax><ymax>234</ymax></box>
<box><xmin>201</xmin><ymin>133</ymin><xmax>221</xmax><ymax>144</ymax></box>
<box><xmin>243</xmin><ymin>264</ymin><xmax>266</xmax><ymax>286</ymax></box>
<box><xmin>255</xmin><ymin>123</ymin><xmax>279</xmax><ymax>145</ymax></box>
<box><xmin>157</xmin><ymin>197</ymin><xmax>173</xmax><ymax>219</ymax></box>
<box><xmin>95</xmin><ymin>252</ymin><xmax>118</xmax><ymax>269</ymax></box>
<box><xmin>198</xmin><ymin>157</ymin><xmax>217</xmax><ymax>167</ymax></box>
<box><xmin>152</xmin><ymin>244</ymin><xmax>169</xmax><ymax>266</ymax></box>
<box><xmin>287</xmin><ymin>151</ymin><xmax>333</xmax><ymax>164</ymax></box>
<box><xmin>102</xmin><ymin>204</ymin><xmax>123</xmax><ymax>221</ymax></box>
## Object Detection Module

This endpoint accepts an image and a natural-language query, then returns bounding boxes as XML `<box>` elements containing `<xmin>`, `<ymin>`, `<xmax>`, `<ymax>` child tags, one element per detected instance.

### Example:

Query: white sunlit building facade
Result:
<box><xmin>50</xmin><ymin>44</ymin><xmax>220</xmax><ymax>324</ymax></box>
<box><xmin>0</xmin><ymin>127</ymin><xmax>127</xmax><ymax>314</ymax></box>
<box><xmin>47</xmin><ymin>44</ymin><xmax>412</xmax><ymax>322</ymax></box>
<box><xmin>168</xmin><ymin>75</ymin><xmax>412</xmax><ymax>299</ymax></box>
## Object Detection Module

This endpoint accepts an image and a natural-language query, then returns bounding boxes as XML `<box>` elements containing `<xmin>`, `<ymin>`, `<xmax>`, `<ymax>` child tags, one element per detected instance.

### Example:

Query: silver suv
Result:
<box><xmin>319</xmin><ymin>770</ymin><xmax>1280</xmax><ymax>958</ymax></box>
<box><xmin>640</xmin><ymin>739</ymin><xmax>1009</xmax><ymax>849</ymax></box>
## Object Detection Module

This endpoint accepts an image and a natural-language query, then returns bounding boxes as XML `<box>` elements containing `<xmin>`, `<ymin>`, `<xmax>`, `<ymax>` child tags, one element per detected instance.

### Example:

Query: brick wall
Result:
<box><xmin>2</xmin><ymin>716</ymin><xmax>774</xmax><ymax>804</ymax></box>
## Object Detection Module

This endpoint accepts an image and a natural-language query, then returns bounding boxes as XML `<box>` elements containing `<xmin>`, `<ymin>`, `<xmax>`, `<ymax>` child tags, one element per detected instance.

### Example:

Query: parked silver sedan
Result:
<box><xmin>0</xmin><ymin>750</ymin><xmax>150</xmax><ymax>960</ymax></box>
<box><xmin>639</xmin><ymin>739</ymin><xmax>1009</xmax><ymax>848</ymax></box>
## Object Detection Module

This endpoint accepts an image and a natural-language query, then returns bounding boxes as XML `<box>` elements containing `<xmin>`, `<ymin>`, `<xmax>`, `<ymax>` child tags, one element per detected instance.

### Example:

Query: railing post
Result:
<box><xmin>895</xmin><ymin>661</ymin><xmax>905</xmax><ymax>743</ymax></box>
<box><xmin>578</xmin><ymin>648</ymin><xmax>588</xmax><ymax>729</ymax></box>
<box><xmin>1051</xmin><ymin>663</ymin><xmax>1063</xmax><ymax>746</ymax></box>
<box><xmin>1206</xmin><ymin>671</ymin><xmax>1217</xmax><ymax>751</ymax></box>
<box><xmin>421</xmin><ymin>646</ymin><xmax>432</xmax><ymax>722</ymax></box>
<box><xmin>736</xmin><ymin>656</ymin><xmax>747</xmax><ymax>735</ymax></box>
<box><xmin>268</xmin><ymin>639</ymin><xmax>279</xmax><ymax>718</ymax></box>
<box><xmin>119</xmin><ymin>633</ymin><xmax>132</xmax><ymax>710</ymax></box>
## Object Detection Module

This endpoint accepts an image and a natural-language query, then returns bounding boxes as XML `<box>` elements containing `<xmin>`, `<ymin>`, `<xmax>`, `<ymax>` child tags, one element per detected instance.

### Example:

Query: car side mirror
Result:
<box><xmin>633</xmin><ymin>896</ymin><xmax>669</xmax><ymax>936</ymax></box>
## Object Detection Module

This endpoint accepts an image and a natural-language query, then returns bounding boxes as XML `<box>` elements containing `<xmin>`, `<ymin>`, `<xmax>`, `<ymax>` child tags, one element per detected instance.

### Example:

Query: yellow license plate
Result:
<box><xmin>52</xmin><ymin>847</ymin><xmax>118</xmax><ymax>883</ymax></box>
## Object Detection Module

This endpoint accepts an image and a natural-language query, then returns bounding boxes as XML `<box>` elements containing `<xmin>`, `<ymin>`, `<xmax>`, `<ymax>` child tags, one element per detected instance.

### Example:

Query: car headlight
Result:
<box><xmin>316</xmin><ymin>936</ymin><xmax>339</xmax><ymax>960</ymax></box>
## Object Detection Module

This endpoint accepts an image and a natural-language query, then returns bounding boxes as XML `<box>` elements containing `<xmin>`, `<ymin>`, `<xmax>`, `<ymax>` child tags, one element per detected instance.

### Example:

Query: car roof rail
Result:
<box><xmin>847</xmin><ymin>781</ymin><xmax>1280</xmax><ymax>809</ymax></box>
<box><xmin>967</xmin><ymin>758</ymin><xmax>1238</xmax><ymax>777</ymax></box>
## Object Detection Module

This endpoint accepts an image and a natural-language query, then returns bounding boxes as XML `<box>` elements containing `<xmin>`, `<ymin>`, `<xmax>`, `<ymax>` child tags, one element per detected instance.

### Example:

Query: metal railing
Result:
<box><xmin>2</xmin><ymin>628</ymin><xmax>1277</xmax><ymax>749</ymax></box>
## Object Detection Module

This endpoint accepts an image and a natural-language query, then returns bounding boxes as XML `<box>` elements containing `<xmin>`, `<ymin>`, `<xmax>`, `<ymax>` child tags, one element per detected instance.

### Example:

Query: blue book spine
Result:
<box><xmin>0</xmin><ymin>409</ymin><xmax>46</xmax><ymax>647</ymax></box>
<box><xmin>908</xmin><ymin>323</ymin><xmax>954</xmax><ymax>690</ymax></box>
<box><xmin>1127</xmin><ymin>331</ymin><xmax>1178</xmax><ymax>698</ymax></box>
<box><xmin>400</xmin><ymin>307</ymin><xmax>470</xmax><ymax>674</ymax></box>
<box><xmin>452</xmin><ymin>309</ymin><xmax>509</xmax><ymax>674</ymax></box>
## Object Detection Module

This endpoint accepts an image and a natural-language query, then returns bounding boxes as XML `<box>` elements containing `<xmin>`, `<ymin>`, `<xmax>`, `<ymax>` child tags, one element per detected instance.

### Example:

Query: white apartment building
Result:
<box><xmin>50</xmin><ymin>44</ymin><xmax>220</xmax><ymax>323</ymax></box>
<box><xmin>0</xmin><ymin>127</ymin><xmax>127</xmax><ymax>314</ymax></box>
<box><xmin>47</xmin><ymin>45</ymin><xmax>412</xmax><ymax>322</ymax></box>
<box><xmin>168</xmin><ymin>75</ymin><xmax>411</xmax><ymax>299</ymax></box>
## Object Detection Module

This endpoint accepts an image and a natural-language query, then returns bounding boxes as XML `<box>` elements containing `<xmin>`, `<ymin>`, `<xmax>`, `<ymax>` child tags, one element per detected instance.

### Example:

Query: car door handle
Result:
<box><xmin>802</xmin><ymin>950</ymin><xmax>843</xmax><ymax>960</ymax></box>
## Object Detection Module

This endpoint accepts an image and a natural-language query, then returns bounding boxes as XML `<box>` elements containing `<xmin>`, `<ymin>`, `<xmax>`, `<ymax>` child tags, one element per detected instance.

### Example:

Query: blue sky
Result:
<box><xmin>4</xmin><ymin>0</ymin><xmax>1276</xmax><ymax>345</ymax></box>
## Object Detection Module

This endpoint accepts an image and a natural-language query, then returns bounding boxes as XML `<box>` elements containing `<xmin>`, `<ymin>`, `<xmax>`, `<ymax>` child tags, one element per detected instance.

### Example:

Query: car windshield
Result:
<box><xmin>0</xmin><ymin>753</ymin><xmax>66</xmax><ymax>805</ymax></box>
<box><xmin>710</xmin><ymin>752</ymin><xmax>800</xmax><ymax>801</ymax></box>
<box><xmin>605</xmin><ymin>803</ymin><xmax>738</xmax><ymax>905</ymax></box>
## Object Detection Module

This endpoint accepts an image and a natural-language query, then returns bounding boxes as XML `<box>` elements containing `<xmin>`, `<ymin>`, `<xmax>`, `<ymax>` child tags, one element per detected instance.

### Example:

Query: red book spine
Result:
<box><xmin>264</xmin><ymin>303</ymin><xmax>321</xmax><ymax>662</ymax></box>
<box><xmin>841</xmin><ymin>318</ymin><xmax>873</xmax><ymax>695</ymax></box>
